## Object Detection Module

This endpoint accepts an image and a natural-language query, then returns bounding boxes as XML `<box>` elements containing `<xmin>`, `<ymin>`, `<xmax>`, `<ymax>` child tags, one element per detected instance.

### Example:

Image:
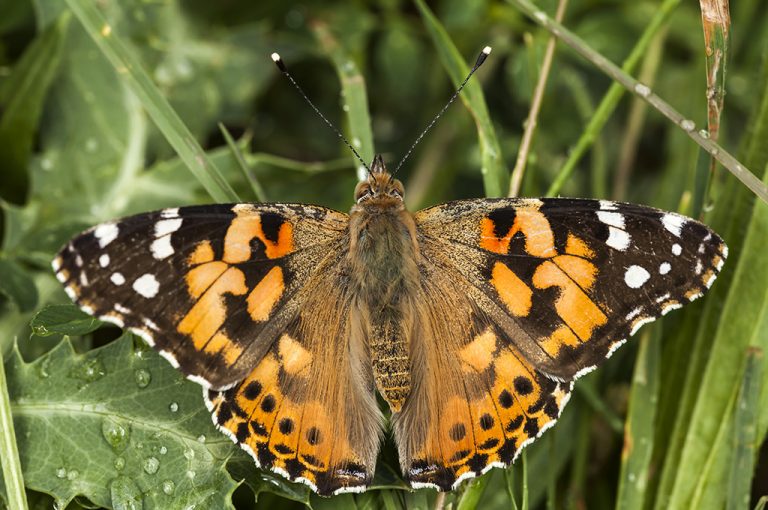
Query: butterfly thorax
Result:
<box><xmin>348</xmin><ymin>156</ymin><xmax>420</xmax><ymax>413</ymax></box>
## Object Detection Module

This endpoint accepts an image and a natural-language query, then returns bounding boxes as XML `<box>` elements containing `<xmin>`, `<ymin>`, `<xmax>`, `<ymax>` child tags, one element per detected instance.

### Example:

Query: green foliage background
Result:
<box><xmin>0</xmin><ymin>0</ymin><xmax>766</xmax><ymax>509</ymax></box>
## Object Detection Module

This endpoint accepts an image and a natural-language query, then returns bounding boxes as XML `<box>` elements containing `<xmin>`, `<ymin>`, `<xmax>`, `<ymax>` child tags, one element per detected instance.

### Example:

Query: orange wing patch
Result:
<box><xmin>206</xmin><ymin>340</ymin><xmax>375</xmax><ymax>495</ymax></box>
<box><xmin>224</xmin><ymin>204</ymin><xmax>294</xmax><ymax>262</ymax></box>
<box><xmin>404</xmin><ymin>329</ymin><xmax>571</xmax><ymax>491</ymax></box>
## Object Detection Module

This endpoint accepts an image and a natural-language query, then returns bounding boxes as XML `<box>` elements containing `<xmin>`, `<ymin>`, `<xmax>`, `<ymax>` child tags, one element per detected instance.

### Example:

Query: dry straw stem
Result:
<box><xmin>699</xmin><ymin>0</ymin><xmax>730</xmax><ymax>143</ymax></box>
<box><xmin>508</xmin><ymin>0</ymin><xmax>569</xmax><ymax>198</ymax></box>
<box><xmin>508</xmin><ymin>0</ymin><xmax>768</xmax><ymax>204</ymax></box>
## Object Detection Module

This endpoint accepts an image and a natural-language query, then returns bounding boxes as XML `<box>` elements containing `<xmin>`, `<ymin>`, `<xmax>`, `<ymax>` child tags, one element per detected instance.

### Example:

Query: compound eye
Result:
<box><xmin>356</xmin><ymin>187</ymin><xmax>372</xmax><ymax>203</ymax></box>
<box><xmin>390</xmin><ymin>188</ymin><xmax>403</xmax><ymax>198</ymax></box>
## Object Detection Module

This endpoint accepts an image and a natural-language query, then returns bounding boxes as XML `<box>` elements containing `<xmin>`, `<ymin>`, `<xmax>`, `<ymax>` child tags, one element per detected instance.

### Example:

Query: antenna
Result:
<box><xmin>271</xmin><ymin>52</ymin><xmax>371</xmax><ymax>174</ymax></box>
<box><xmin>393</xmin><ymin>46</ymin><xmax>492</xmax><ymax>175</ymax></box>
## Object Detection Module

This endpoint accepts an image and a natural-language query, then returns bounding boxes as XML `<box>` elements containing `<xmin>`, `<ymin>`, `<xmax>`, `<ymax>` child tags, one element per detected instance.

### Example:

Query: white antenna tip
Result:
<box><xmin>271</xmin><ymin>52</ymin><xmax>281</xmax><ymax>62</ymax></box>
<box><xmin>483</xmin><ymin>46</ymin><xmax>492</xmax><ymax>55</ymax></box>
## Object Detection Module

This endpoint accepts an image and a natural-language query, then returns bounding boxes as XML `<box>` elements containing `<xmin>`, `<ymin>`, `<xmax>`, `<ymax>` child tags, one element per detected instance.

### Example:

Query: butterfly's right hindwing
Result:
<box><xmin>53</xmin><ymin>203</ymin><xmax>349</xmax><ymax>389</ymax></box>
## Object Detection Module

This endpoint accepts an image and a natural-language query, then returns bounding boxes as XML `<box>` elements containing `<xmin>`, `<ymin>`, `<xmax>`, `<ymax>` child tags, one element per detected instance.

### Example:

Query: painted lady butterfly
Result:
<box><xmin>53</xmin><ymin>50</ymin><xmax>727</xmax><ymax>496</ymax></box>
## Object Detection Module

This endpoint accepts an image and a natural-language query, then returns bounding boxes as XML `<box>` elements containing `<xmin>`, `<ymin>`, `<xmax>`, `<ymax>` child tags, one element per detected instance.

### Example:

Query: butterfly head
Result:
<box><xmin>353</xmin><ymin>154</ymin><xmax>404</xmax><ymax>210</ymax></box>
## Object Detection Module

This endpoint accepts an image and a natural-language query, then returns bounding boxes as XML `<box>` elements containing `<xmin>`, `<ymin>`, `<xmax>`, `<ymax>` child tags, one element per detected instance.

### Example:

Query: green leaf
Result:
<box><xmin>29</xmin><ymin>305</ymin><xmax>101</xmax><ymax>337</ymax></box>
<box><xmin>6</xmin><ymin>335</ymin><xmax>239</xmax><ymax>508</ymax></box>
<box><xmin>615</xmin><ymin>329</ymin><xmax>660</xmax><ymax>510</ymax></box>
<box><xmin>414</xmin><ymin>0</ymin><xmax>508</xmax><ymax>197</ymax></box>
<box><xmin>62</xmin><ymin>0</ymin><xmax>239</xmax><ymax>204</ymax></box>
<box><xmin>726</xmin><ymin>348</ymin><xmax>763</xmax><ymax>510</ymax></box>
<box><xmin>0</xmin><ymin>12</ymin><xmax>68</xmax><ymax>204</ymax></box>
<box><xmin>0</xmin><ymin>259</ymin><xmax>38</xmax><ymax>313</ymax></box>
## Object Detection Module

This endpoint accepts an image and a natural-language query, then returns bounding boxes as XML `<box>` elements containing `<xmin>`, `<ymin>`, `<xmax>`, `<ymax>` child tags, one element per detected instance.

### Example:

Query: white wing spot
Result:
<box><xmin>624</xmin><ymin>265</ymin><xmax>651</xmax><ymax>288</ymax></box>
<box><xmin>695</xmin><ymin>260</ymin><xmax>703</xmax><ymax>275</ymax></box>
<box><xmin>606</xmin><ymin>227</ymin><xmax>631</xmax><ymax>251</ymax></box>
<box><xmin>599</xmin><ymin>200</ymin><xmax>618</xmax><ymax>210</ymax></box>
<box><xmin>630</xmin><ymin>317</ymin><xmax>655</xmax><ymax>336</ymax></box>
<box><xmin>110</xmin><ymin>273</ymin><xmax>126</xmax><ymax>286</ymax></box>
<box><xmin>662</xmin><ymin>213</ymin><xmax>686</xmax><ymax>237</ymax></box>
<box><xmin>155</xmin><ymin>218</ymin><xmax>183</xmax><ymax>237</ymax></box>
<box><xmin>75</xmin><ymin>255</ymin><xmax>84</xmax><ymax>267</ymax></box>
<box><xmin>661</xmin><ymin>302</ymin><xmax>683</xmax><ymax>315</ymax></box>
<box><xmin>79</xmin><ymin>271</ymin><xmax>89</xmax><ymax>287</ymax></box>
<box><xmin>655</xmin><ymin>292</ymin><xmax>671</xmax><ymax>303</ymax></box>
<box><xmin>99</xmin><ymin>254</ymin><xmax>110</xmax><ymax>267</ymax></box>
<box><xmin>672</xmin><ymin>243</ymin><xmax>682</xmax><ymax>256</ymax></box>
<box><xmin>597</xmin><ymin>211</ymin><xmax>625</xmax><ymax>228</ymax></box>
<box><xmin>659</xmin><ymin>262</ymin><xmax>671</xmax><ymax>275</ymax></box>
<box><xmin>161</xmin><ymin>208</ymin><xmax>180</xmax><ymax>219</ymax></box>
<box><xmin>151</xmin><ymin>237</ymin><xmax>174</xmax><ymax>260</ymax></box>
<box><xmin>94</xmin><ymin>223</ymin><xmax>119</xmax><ymax>248</ymax></box>
<box><xmin>133</xmin><ymin>274</ymin><xmax>160</xmax><ymax>298</ymax></box>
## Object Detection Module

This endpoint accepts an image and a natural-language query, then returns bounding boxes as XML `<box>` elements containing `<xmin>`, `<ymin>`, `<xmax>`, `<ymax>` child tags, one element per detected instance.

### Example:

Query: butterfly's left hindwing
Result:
<box><xmin>53</xmin><ymin>203</ymin><xmax>348</xmax><ymax>389</ymax></box>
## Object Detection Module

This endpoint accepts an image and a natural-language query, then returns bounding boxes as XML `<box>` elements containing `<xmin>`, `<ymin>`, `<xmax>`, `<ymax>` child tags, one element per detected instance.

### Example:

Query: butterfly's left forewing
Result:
<box><xmin>53</xmin><ymin>203</ymin><xmax>348</xmax><ymax>389</ymax></box>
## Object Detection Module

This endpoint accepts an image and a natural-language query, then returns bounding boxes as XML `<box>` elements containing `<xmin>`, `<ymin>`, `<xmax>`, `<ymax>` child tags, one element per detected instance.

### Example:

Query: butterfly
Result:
<box><xmin>52</xmin><ymin>150</ymin><xmax>727</xmax><ymax>495</ymax></box>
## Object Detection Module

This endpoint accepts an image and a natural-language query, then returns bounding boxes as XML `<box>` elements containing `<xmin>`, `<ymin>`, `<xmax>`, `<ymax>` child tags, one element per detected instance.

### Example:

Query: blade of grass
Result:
<box><xmin>0</xmin><ymin>350</ymin><xmax>28</xmax><ymax>510</ymax></box>
<box><xmin>616</xmin><ymin>328</ymin><xmax>660</xmax><ymax>510</ymax></box>
<box><xmin>63</xmin><ymin>0</ymin><xmax>240</xmax><ymax>203</ymax></box>
<box><xmin>219</xmin><ymin>123</ymin><xmax>267</xmax><ymax>202</ymax></box>
<box><xmin>726</xmin><ymin>347</ymin><xmax>763</xmax><ymax>510</ymax></box>
<box><xmin>509</xmin><ymin>0</ymin><xmax>569</xmax><ymax>197</ymax></box>
<box><xmin>414</xmin><ymin>0</ymin><xmax>508</xmax><ymax>197</ymax></box>
<box><xmin>312</xmin><ymin>21</ymin><xmax>375</xmax><ymax>179</ymax></box>
<box><xmin>246</xmin><ymin>154</ymin><xmax>353</xmax><ymax>174</ymax></box>
<box><xmin>507</xmin><ymin>0</ymin><xmax>768</xmax><ymax>204</ymax></box>
<box><xmin>664</xmin><ymin>161</ymin><xmax>768</xmax><ymax>509</ymax></box>
<box><xmin>456</xmin><ymin>475</ymin><xmax>491</xmax><ymax>510</ymax></box>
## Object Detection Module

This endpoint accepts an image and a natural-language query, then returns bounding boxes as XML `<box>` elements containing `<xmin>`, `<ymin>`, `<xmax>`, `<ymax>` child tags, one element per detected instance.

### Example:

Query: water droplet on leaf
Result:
<box><xmin>162</xmin><ymin>480</ymin><xmax>175</xmax><ymax>495</ymax></box>
<box><xmin>168</xmin><ymin>402</ymin><xmax>179</xmax><ymax>413</ymax></box>
<box><xmin>70</xmin><ymin>357</ymin><xmax>106</xmax><ymax>384</ymax></box>
<box><xmin>197</xmin><ymin>435</ymin><xmax>206</xmax><ymax>443</ymax></box>
<box><xmin>102</xmin><ymin>418</ymin><xmax>130</xmax><ymax>452</ymax></box>
<box><xmin>110</xmin><ymin>476</ymin><xmax>143</xmax><ymax>510</ymax></box>
<box><xmin>114</xmin><ymin>457</ymin><xmax>126</xmax><ymax>470</ymax></box>
<box><xmin>143</xmin><ymin>456</ymin><xmax>160</xmax><ymax>475</ymax></box>
<box><xmin>67</xmin><ymin>470</ymin><xmax>79</xmax><ymax>480</ymax></box>
<box><xmin>134</xmin><ymin>369</ymin><xmax>151</xmax><ymax>388</ymax></box>
<box><xmin>56</xmin><ymin>467</ymin><xmax>67</xmax><ymax>478</ymax></box>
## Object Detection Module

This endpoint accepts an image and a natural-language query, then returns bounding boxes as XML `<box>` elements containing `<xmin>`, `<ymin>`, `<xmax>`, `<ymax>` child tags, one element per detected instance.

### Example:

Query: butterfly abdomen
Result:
<box><xmin>348</xmin><ymin>206</ymin><xmax>421</xmax><ymax>413</ymax></box>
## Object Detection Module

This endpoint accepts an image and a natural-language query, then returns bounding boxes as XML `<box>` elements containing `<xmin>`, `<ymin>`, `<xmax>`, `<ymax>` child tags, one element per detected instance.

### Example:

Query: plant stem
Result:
<box><xmin>508</xmin><ymin>0</ymin><xmax>768</xmax><ymax>204</ymax></box>
<box><xmin>509</xmin><ymin>0</ymin><xmax>569</xmax><ymax>197</ymax></box>
<box><xmin>0</xmin><ymin>350</ymin><xmax>28</xmax><ymax>510</ymax></box>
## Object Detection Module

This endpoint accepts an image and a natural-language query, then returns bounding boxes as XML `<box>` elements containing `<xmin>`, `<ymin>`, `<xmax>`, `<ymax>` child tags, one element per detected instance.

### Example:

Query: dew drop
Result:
<box><xmin>634</xmin><ymin>83</ymin><xmax>651</xmax><ymax>97</ymax></box>
<box><xmin>56</xmin><ymin>467</ymin><xmax>67</xmax><ymax>478</ymax></box>
<box><xmin>168</xmin><ymin>402</ymin><xmax>179</xmax><ymax>413</ymax></box>
<box><xmin>534</xmin><ymin>10</ymin><xmax>547</xmax><ymax>22</ymax></box>
<box><xmin>162</xmin><ymin>479</ymin><xmax>175</xmax><ymax>495</ymax></box>
<box><xmin>41</xmin><ymin>158</ymin><xmax>54</xmax><ymax>171</ymax></box>
<box><xmin>680</xmin><ymin>119</ymin><xmax>695</xmax><ymax>132</ymax></box>
<box><xmin>70</xmin><ymin>357</ymin><xmax>106</xmax><ymax>384</ymax></box>
<box><xmin>342</xmin><ymin>104</ymin><xmax>350</xmax><ymax>112</ymax></box>
<box><xmin>114</xmin><ymin>457</ymin><xmax>126</xmax><ymax>471</ymax></box>
<box><xmin>698</xmin><ymin>129</ymin><xmax>710</xmax><ymax>139</ymax></box>
<box><xmin>159</xmin><ymin>446</ymin><xmax>168</xmax><ymax>455</ymax></box>
<box><xmin>143</xmin><ymin>456</ymin><xmax>160</xmax><ymax>475</ymax></box>
<box><xmin>134</xmin><ymin>369</ymin><xmax>151</xmax><ymax>388</ymax></box>
<box><xmin>110</xmin><ymin>476</ymin><xmax>143</xmax><ymax>510</ymax></box>
<box><xmin>183</xmin><ymin>448</ymin><xmax>195</xmax><ymax>461</ymax></box>
<box><xmin>197</xmin><ymin>435</ymin><xmax>206</xmax><ymax>444</ymax></box>
<box><xmin>186</xmin><ymin>470</ymin><xmax>196</xmax><ymax>480</ymax></box>
<box><xmin>102</xmin><ymin>418</ymin><xmax>131</xmax><ymax>452</ymax></box>
<box><xmin>67</xmin><ymin>470</ymin><xmax>79</xmax><ymax>480</ymax></box>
